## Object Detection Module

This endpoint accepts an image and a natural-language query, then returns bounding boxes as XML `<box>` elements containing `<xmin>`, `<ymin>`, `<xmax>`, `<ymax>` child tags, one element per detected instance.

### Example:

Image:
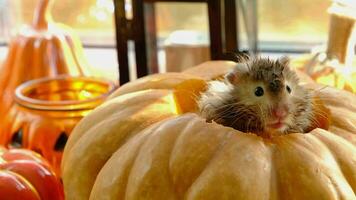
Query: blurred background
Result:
<box><xmin>0</xmin><ymin>0</ymin><xmax>330</xmax><ymax>47</ymax></box>
<box><xmin>0</xmin><ymin>0</ymin><xmax>336</xmax><ymax>79</ymax></box>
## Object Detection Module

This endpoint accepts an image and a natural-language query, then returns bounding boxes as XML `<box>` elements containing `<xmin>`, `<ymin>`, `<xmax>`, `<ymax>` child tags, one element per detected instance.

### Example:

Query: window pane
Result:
<box><xmin>0</xmin><ymin>1</ymin><xmax>335</xmax><ymax>57</ymax></box>
<box><xmin>258</xmin><ymin>0</ymin><xmax>330</xmax><ymax>51</ymax></box>
<box><xmin>155</xmin><ymin>3</ymin><xmax>209</xmax><ymax>72</ymax></box>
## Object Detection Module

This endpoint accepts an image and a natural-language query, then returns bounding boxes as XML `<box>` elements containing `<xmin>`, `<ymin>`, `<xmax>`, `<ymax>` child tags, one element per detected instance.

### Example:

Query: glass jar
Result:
<box><xmin>0</xmin><ymin>75</ymin><xmax>115</xmax><ymax>175</ymax></box>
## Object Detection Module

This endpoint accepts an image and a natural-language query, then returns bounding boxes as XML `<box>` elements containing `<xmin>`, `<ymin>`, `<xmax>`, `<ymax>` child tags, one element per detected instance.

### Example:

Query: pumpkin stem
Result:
<box><xmin>32</xmin><ymin>0</ymin><xmax>52</xmax><ymax>30</ymax></box>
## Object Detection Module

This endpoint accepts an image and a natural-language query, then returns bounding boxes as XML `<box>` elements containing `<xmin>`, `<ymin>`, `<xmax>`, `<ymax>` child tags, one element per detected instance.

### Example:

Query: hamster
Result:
<box><xmin>198</xmin><ymin>56</ymin><xmax>313</xmax><ymax>136</ymax></box>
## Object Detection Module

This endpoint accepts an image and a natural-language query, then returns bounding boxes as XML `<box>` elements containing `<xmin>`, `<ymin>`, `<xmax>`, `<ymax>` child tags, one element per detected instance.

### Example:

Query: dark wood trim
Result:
<box><xmin>114</xmin><ymin>0</ymin><xmax>239</xmax><ymax>84</ymax></box>
<box><xmin>143</xmin><ymin>0</ymin><xmax>208</xmax><ymax>2</ymax></box>
<box><xmin>113</xmin><ymin>0</ymin><xmax>130</xmax><ymax>84</ymax></box>
<box><xmin>132</xmin><ymin>0</ymin><xmax>149</xmax><ymax>78</ymax></box>
<box><xmin>224</xmin><ymin>0</ymin><xmax>238</xmax><ymax>52</ymax></box>
<box><xmin>207</xmin><ymin>0</ymin><xmax>223</xmax><ymax>60</ymax></box>
<box><xmin>144</xmin><ymin>3</ymin><xmax>159</xmax><ymax>73</ymax></box>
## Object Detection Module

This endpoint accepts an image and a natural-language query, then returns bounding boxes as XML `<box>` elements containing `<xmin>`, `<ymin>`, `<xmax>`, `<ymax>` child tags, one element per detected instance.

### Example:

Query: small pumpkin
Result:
<box><xmin>62</xmin><ymin>61</ymin><xmax>356</xmax><ymax>199</ymax></box>
<box><xmin>0</xmin><ymin>0</ymin><xmax>92</xmax><ymax>127</ymax></box>
<box><xmin>0</xmin><ymin>147</ymin><xmax>64</xmax><ymax>200</ymax></box>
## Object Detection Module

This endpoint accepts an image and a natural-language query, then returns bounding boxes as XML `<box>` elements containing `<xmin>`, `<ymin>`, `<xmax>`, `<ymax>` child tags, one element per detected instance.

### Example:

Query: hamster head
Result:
<box><xmin>198</xmin><ymin>57</ymin><xmax>313</xmax><ymax>135</ymax></box>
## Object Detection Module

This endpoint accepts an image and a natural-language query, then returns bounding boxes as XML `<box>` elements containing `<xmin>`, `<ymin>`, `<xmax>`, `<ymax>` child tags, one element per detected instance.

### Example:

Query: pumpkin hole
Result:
<box><xmin>54</xmin><ymin>132</ymin><xmax>68</xmax><ymax>151</ymax></box>
<box><xmin>173</xmin><ymin>79</ymin><xmax>207</xmax><ymax>114</ymax></box>
<box><xmin>11</xmin><ymin>128</ymin><xmax>23</xmax><ymax>148</ymax></box>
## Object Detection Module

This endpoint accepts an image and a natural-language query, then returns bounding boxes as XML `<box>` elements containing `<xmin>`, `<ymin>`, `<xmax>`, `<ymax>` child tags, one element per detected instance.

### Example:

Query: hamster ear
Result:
<box><xmin>278</xmin><ymin>56</ymin><xmax>290</xmax><ymax>66</ymax></box>
<box><xmin>225</xmin><ymin>63</ymin><xmax>248</xmax><ymax>84</ymax></box>
<box><xmin>225</xmin><ymin>71</ymin><xmax>237</xmax><ymax>84</ymax></box>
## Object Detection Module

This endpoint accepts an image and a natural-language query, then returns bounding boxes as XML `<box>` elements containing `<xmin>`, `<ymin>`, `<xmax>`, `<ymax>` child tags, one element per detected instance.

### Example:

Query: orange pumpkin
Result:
<box><xmin>0</xmin><ymin>147</ymin><xmax>64</xmax><ymax>200</ymax></box>
<box><xmin>62</xmin><ymin>61</ymin><xmax>356</xmax><ymax>199</ymax></box>
<box><xmin>0</xmin><ymin>0</ymin><xmax>92</xmax><ymax>128</ymax></box>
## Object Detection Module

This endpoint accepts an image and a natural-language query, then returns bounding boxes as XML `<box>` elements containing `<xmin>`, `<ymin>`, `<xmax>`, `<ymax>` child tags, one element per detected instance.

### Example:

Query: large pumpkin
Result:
<box><xmin>62</xmin><ymin>61</ymin><xmax>356</xmax><ymax>199</ymax></box>
<box><xmin>0</xmin><ymin>0</ymin><xmax>92</xmax><ymax>126</ymax></box>
<box><xmin>0</xmin><ymin>147</ymin><xmax>64</xmax><ymax>200</ymax></box>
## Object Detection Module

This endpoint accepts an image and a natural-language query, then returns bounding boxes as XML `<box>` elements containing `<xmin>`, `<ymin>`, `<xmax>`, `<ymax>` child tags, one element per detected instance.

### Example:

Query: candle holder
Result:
<box><xmin>0</xmin><ymin>76</ymin><xmax>115</xmax><ymax>175</ymax></box>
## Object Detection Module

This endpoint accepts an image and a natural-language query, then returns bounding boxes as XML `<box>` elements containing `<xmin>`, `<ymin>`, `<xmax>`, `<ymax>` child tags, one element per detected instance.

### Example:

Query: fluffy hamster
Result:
<box><xmin>198</xmin><ymin>57</ymin><xmax>313</xmax><ymax>135</ymax></box>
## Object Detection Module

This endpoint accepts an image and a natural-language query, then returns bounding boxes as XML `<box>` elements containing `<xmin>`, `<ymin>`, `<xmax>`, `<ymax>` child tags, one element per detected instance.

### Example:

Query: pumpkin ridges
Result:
<box><xmin>312</xmin><ymin>129</ymin><xmax>356</xmax><ymax>193</ymax></box>
<box><xmin>329</xmin><ymin>106</ymin><xmax>356</xmax><ymax>134</ymax></box>
<box><xmin>0</xmin><ymin>170</ymin><xmax>41</xmax><ymax>200</ymax></box>
<box><xmin>109</xmin><ymin>73</ymin><xmax>201</xmax><ymax>99</ymax></box>
<box><xmin>185</xmin><ymin>125</ymin><xmax>272</xmax><ymax>200</ymax></box>
<box><xmin>91</xmin><ymin>114</ymin><xmax>274</xmax><ymax>199</ymax></box>
<box><xmin>0</xmin><ymin>148</ymin><xmax>64</xmax><ymax>200</ymax></box>
<box><xmin>310</xmin><ymin>84</ymin><xmax>356</xmax><ymax>112</ymax></box>
<box><xmin>89</xmin><ymin>126</ymin><xmax>155</xmax><ymax>200</ymax></box>
<box><xmin>63</xmin><ymin>110</ymin><xmax>174</xmax><ymax>199</ymax></box>
<box><xmin>124</xmin><ymin>118</ymin><xmax>188</xmax><ymax>200</ymax></box>
<box><xmin>329</xmin><ymin>126</ymin><xmax>356</xmax><ymax>145</ymax></box>
<box><xmin>1</xmin><ymin>160</ymin><xmax>62</xmax><ymax>200</ymax></box>
<box><xmin>51</xmin><ymin>36</ymin><xmax>71</xmax><ymax>75</ymax></box>
<box><xmin>32</xmin><ymin>38</ymin><xmax>48</xmax><ymax>78</ymax></box>
<box><xmin>10</xmin><ymin>37</ymin><xmax>36</xmax><ymax>88</ymax></box>
<box><xmin>0</xmin><ymin>41</ymin><xmax>18</xmax><ymax>90</ymax></box>
<box><xmin>82</xmin><ymin>112</ymin><xmax>355</xmax><ymax>199</ymax></box>
<box><xmin>62</xmin><ymin>90</ymin><xmax>174</xmax><ymax>165</ymax></box>
<box><xmin>169</xmin><ymin>116</ymin><xmax>237</xmax><ymax>198</ymax></box>
<box><xmin>2</xmin><ymin>149</ymin><xmax>45</xmax><ymax>164</ymax></box>
<box><xmin>62</xmin><ymin>91</ymin><xmax>177</xmax><ymax>200</ymax></box>
<box><xmin>62</xmin><ymin>62</ymin><xmax>356</xmax><ymax>199</ymax></box>
<box><xmin>273</xmin><ymin>132</ymin><xmax>354</xmax><ymax>199</ymax></box>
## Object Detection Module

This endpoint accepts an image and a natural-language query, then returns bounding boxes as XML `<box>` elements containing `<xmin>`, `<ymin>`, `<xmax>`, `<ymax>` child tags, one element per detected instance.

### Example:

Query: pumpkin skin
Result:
<box><xmin>0</xmin><ymin>147</ymin><xmax>64</xmax><ymax>200</ymax></box>
<box><xmin>0</xmin><ymin>0</ymin><xmax>92</xmax><ymax>131</ymax></box>
<box><xmin>62</xmin><ymin>61</ymin><xmax>356</xmax><ymax>199</ymax></box>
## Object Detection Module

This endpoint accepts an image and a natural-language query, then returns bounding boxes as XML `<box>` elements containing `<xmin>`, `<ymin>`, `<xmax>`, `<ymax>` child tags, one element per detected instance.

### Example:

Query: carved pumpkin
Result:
<box><xmin>62</xmin><ymin>61</ymin><xmax>356</xmax><ymax>199</ymax></box>
<box><xmin>0</xmin><ymin>76</ymin><xmax>114</xmax><ymax>176</ymax></box>
<box><xmin>0</xmin><ymin>0</ymin><xmax>92</xmax><ymax>129</ymax></box>
<box><xmin>0</xmin><ymin>147</ymin><xmax>64</xmax><ymax>200</ymax></box>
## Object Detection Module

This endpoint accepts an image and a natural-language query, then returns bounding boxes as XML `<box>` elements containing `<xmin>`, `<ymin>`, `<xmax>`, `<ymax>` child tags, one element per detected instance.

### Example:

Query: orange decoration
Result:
<box><xmin>0</xmin><ymin>76</ymin><xmax>114</xmax><ymax>175</ymax></box>
<box><xmin>0</xmin><ymin>147</ymin><xmax>64</xmax><ymax>200</ymax></box>
<box><xmin>0</xmin><ymin>0</ymin><xmax>93</xmax><ymax>131</ymax></box>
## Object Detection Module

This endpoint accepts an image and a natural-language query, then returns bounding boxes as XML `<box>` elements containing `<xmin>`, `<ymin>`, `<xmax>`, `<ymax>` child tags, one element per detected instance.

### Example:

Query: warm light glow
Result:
<box><xmin>165</xmin><ymin>94</ymin><xmax>179</xmax><ymax>115</ymax></box>
<box><xmin>313</xmin><ymin>61</ymin><xmax>356</xmax><ymax>93</ymax></box>
<box><xmin>89</xmin><ymin>0</ymin><xmax>114</xmax><ymax>22</ymax></box>
<box><xmin>96</xmin><ymin>0</ymin><xmax>115</xmax><ymax>13</ymax></box>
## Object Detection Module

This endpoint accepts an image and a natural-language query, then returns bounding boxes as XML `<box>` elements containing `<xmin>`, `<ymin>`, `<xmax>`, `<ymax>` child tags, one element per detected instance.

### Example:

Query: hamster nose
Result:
<box><xmin>272</xmin><ymin>106</ymin><xmax>288</xmax><ymax>119</ymax></box>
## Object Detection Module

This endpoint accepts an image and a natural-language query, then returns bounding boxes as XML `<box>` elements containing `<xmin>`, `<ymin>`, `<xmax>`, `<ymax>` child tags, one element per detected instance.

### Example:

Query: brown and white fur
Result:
<box><xmin>198</xmin><ymin>57</ymin><xmax>313</xmax><ymax>135</ymax></box>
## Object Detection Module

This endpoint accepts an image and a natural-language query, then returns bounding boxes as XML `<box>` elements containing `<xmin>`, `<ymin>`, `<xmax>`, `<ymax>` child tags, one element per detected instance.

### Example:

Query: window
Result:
<box><xmin>0</xmin><ymin>0</ymin><xmax>337</xmax><ymax>75</ymax></box>
<box><xmin>257</xmin><ymin>0</ymin><xmax>330</xmax><ymax>52</ymax></box>
<box><xmin>0</xmin><ymin>0</ymin><xmax>332</xmax><ymax>48</ymax></box>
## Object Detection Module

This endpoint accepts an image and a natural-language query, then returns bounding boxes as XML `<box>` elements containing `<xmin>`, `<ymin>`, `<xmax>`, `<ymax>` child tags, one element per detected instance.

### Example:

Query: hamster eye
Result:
<box><xmin>254</xmin><ymin>86</ymin><xmax>264</xmax><ymax>96</ymax></box>
<box><xmin>286</xmin><ymin>85</ymin><xmax>291</xmax><ymax>93</ymax></box>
